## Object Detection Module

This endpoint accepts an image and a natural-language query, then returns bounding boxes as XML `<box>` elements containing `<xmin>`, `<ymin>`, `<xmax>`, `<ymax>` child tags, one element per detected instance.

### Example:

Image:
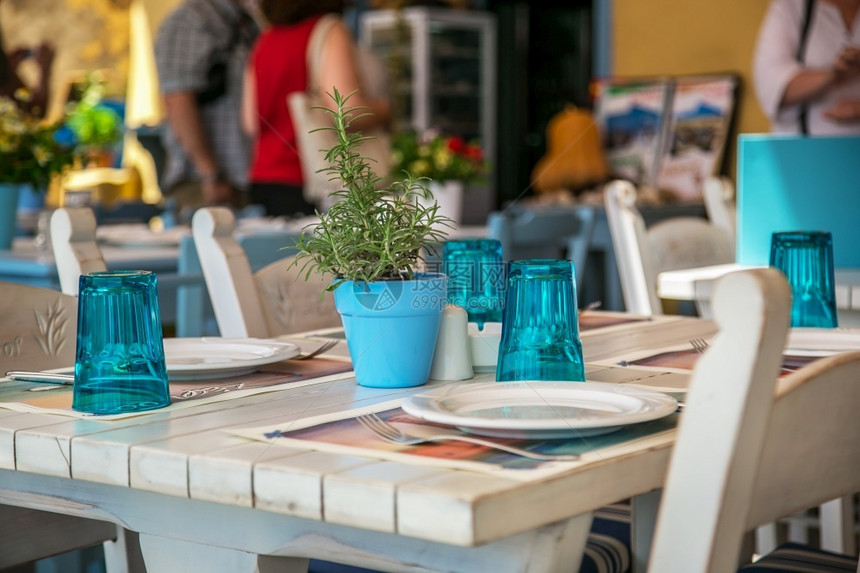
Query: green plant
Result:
<box><xmin>0</xmin><ymin>91</ymin><xmax>79</xmax><ymax>189</ymax></box>
<box><xmin>390</xmin><ymin>129</ymin><xmax>485</xmax><ymax>183</ymax></box>
<box><xmin>291</xmin><ymin>88</ymin><xmax>451</xmax><ymax>290</ymax></box>
<box><xmin>65</xmin><ymin>74</ymin><xmax>123</xmax><ymax>152</ymax></box>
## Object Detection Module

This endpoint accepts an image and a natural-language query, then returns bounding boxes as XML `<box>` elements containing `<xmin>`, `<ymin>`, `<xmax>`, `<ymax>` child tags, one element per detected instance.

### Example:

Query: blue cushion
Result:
<box><xmin>580</xmin><ymin>503</ymin><xmax>632</xmax><ymax>573</ymax></box>
<box><xmin>739</xmin><ymin>542</ymin><xmax>858</xmax><ymax>572</ymax></box>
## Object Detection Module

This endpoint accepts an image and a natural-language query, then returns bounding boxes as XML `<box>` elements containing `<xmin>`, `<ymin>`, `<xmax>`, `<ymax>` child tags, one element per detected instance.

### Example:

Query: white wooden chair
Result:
<box><xmin>50</xmin><ymin>207</ymin><xmax>108</xmax><ymax>296</ymax></box>
<box><xmin>191</xmin><ymin>207</ymin><xmax>341</xmax><ymax>338</ymax></box>
<box><xmin>604</xmin><ymin>179</ymin><xmax>733</xmax><ymax>316</ymax></box>
<box><xmin>648</xmin><ymin>268</ymin><xmax>860</xmax><ymax>572</ymax></box>
<box><xmin>486</xmin><ymin>204</ymin><xmax>596</xmax><ymax>290</ymax></box>
<box><xmin>0</xmin><ymin>281</ymin><xmax>144</xmax><ymax>571</ymax></box>
<box><xmin>703</xmin><ymin>175</ymin><xmax>737</xmax><ymax>255</ymax></box>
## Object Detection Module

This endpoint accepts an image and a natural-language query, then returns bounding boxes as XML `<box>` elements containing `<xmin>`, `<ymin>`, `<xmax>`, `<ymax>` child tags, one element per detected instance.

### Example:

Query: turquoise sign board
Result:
<box><xmin>738</xmin><ymin>134</ymin><xmax>860</xmax><ymax>268</ymax></box>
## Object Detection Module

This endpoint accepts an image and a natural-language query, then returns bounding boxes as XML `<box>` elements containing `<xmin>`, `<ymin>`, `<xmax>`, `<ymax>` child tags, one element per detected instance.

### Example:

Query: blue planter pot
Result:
<box><xmin>16</xmin><ymin>182</ymin><xmax>45</xmax><ymax>214</ymax></box>
<box><xmin>334</xmin><ymin>273</ymin><xmax>447</xmax><ymax>388</ymax></box>
<box><xmin>0</xmin><ymin>183</ymin><xmax>24</xmax><ymax>250</ymax></box>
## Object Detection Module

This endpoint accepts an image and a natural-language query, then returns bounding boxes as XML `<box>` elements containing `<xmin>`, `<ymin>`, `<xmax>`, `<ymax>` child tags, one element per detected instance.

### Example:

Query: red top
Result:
<box><xmin>248</xmin><ymin>16</ymin><xmax>320</xmax><ymax>184</ymax></box>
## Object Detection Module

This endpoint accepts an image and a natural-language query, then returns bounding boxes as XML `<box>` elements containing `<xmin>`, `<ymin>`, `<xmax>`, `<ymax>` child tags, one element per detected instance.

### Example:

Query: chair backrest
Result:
<box><xmin>703</xmin><ymin>175</ymin><xmax>736</xmax><ymax>255</ymax></box>
<box><xmin>648</xmin><ymin>268</ymin><xmax>860</xmax><ymax>571</ymax></box>
<box><xmin>486</xmin><ymin>205</ymin><xmax>595</xmax><ymax>289</ymax></box>
<box><xmin>192</xmin><ymin>207</ymin><xmax>340</xmax><ymax>338</ymax></box>
<box><xmin>604</xmin><ymin>179</ymin><xmax>733</xmax><ymax>315</ymax></box>
<box><xmin>50</xmin><ymin>207</ymin><xmax>108</xmax><ymax>296</ymax></box>
<box><xmin>0</xmin><ymin>281</ymin><xmax>78</xmax><ymax>371</ymax></box>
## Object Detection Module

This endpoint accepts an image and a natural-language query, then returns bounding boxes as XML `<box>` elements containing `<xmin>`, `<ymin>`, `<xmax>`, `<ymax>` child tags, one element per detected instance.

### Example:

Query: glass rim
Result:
<box><xmin>84</xmin><ymin>270</ymin><xmax>153</xmax><ymax>278</ymax></box>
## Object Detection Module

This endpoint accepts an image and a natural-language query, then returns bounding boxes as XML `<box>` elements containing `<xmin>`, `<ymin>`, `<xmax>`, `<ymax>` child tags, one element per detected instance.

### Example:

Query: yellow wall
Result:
<box><xmin>613</xmin><ymin>0</ymin><xmax>772</xmax><ymax>177</ymax></box>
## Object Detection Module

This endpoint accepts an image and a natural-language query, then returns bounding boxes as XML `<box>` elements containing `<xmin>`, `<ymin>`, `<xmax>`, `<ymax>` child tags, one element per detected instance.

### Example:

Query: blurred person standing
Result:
<box><xmin>241</xmin><ymin>0</ymin><xmax>390</xmax><ymax>218</ymax></box>
<box><xmin>754</xmin><ymin>0</ymin><xmax>860</xmax><ymax>134</ymax></box>
<box><xmin>155</xmin><ymin>0</ymin><xmax>260</xmax><ymax>215</ymax></box>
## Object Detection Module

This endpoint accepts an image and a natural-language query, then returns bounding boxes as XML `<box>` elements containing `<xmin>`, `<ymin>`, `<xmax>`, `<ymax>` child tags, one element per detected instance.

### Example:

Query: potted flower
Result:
<box><xmin>291</xmin><ymin>88</ymin><xmax>451</xmax><ymax>389</ymax></box>
<box><xmin>390</xmin><ymin>128</ymin><xmax>485</xmax><ymax>225</ymax></box>
<box><xmin>0</xmin><ymin>91</ymin><xmax>79</xmax><ymax>249</ymax></box>
<box><xmin>65</xmin><ymin>73</ymin><xmax>124</xmax><ymax>168</ymax></box>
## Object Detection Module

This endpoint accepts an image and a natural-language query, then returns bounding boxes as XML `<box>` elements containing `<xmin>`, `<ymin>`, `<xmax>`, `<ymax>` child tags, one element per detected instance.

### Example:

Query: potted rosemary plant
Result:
<box><xmin>291</xmin><ymin>88</ymin><xmax>451</xmax><ymax>388</ymax></box>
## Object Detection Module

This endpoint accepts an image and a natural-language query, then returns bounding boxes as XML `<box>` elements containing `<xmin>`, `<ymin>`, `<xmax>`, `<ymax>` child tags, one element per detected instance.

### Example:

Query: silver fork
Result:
<box><xmin>294</xmin><ymin>339</ymin><xmax>338</xmax><ymax>360</ymax></box>
<box><xmin>689</xmin><ymin>338</ymin><xmax>798</xmax><ymax>372</ymax></box>
<box><xmin>689</xmin><ymin>338</ymin><xmax>709</xmax><ymax>354</ymax></box>
<box><xmin>355</xmin><ymin>412</ymin><xmax>580</xmax><ymax>461</ymax></box>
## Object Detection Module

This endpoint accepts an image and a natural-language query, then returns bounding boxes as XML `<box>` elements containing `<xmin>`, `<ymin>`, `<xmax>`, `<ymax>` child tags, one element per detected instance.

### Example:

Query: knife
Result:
<box><xmin>5</xmin><ymin>371</ymin><xmax>75</xmax><ymax>385</ymax></box>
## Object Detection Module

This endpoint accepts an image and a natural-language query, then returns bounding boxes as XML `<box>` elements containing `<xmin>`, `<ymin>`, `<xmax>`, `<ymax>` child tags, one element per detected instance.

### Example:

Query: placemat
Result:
<box><xmin>0</xmin><ymin>358</ymin><xmax>353</xmax><ymax>420</ymax></box>
<box><xmin>579</xmin><ymin>312</ymin><xmax>650</xmax><ymax>331</ymax></box>
<box><xmin>230</xmin><ymin>399</ymin><xmax>679</xmax><ymax>482</ymax></box>
<box><xmin>627</xmin><ymin>348</ymin><xmax>820</xmax><ymax>375</ymax></box>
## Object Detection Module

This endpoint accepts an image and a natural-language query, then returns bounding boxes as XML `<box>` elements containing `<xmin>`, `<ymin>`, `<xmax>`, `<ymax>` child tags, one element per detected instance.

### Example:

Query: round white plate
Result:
<box><xmin>163</xmin><ymin>337</ymin><xmax>300</xmax><ymax>381</ymax></box>
<box><xmin>786</xmin><ymin>328</ymin><xmax>860</xmax><ymax>357</ymax></box>
<box><xmin>402</xmin><ymin>381</ymin><xmax>678</xmax><ymax>439</ymax></box>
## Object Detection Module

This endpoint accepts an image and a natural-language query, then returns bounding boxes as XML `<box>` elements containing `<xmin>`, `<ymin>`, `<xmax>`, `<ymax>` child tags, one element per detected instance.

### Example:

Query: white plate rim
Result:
<box><xmin>786</xmin><ymin>328</ymin><xmax>860</xmax><ymax>355</ymax></box>
<box><xmin>401</xmin><ymin>381</ymin><xmax>677</xmax><ymax>433</ymax></box>
<box><xmin>163</xmin><ymin>337</ymin><xmax>300</xmax><ymax>379</ymax></box>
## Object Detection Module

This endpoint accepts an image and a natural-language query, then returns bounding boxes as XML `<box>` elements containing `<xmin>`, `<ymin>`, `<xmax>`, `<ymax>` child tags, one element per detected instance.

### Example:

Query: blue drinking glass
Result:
<box><xmin>769</xmin><ymin>231</ymin><xmax>838</xmax><ymax>328</ymax></box>
<box><xmin>443</xmin><ymin>238</ymin><xmax>505</xmax><ymax>330</ymax></box>
<box><xmin>73</xmin><ymin>270</ymin><xmax>171</xmax><ymax>414</ymax></box>
<box><xmin>496</xmin><ymin>259</ymin><xmax>585</xmax><ymax>382</ymax></box>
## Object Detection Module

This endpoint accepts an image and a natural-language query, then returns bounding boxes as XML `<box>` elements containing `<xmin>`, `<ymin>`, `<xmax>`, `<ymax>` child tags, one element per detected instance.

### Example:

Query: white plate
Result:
<box><xmin>401</xmin><ymin>381</ymin><xmax>678</xmax><ymax>439</ymax></box>
<box><xmin>163</xmin><ymin>337</ymin><xmax>300</xmax><ymax>380</ymax></box>
<box><xmin>786</xmin><ymin>328</ymin><xmax>860</xmax><ymax>356</ymax></box>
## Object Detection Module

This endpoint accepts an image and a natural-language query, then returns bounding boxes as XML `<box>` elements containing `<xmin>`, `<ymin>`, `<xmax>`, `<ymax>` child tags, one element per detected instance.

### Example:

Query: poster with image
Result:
<box><xmin>594</xmin><ymin>78</ymin><xmax>674</xmax><ymax>188</ymax></box>
<box><xmin>656</xmin><ymin>75</ymin><xmax>738</xmax><ymax>201</ymax></box>
<box><xmin>594</xmin><ymin>74</ymin><xmax>738</xmax><ymax>201</ymax></box>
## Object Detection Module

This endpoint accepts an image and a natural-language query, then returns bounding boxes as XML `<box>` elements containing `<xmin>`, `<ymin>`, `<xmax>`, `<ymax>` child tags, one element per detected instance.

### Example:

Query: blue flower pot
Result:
<box><xmin>334</xmin><ymin>273</ymin><xmax>447</xmax><ymax>388</ymax></box>
<box><xmin>0</xmin><ymin>183</ymin><xmax>23</xmax><ymax>251</ymax></box>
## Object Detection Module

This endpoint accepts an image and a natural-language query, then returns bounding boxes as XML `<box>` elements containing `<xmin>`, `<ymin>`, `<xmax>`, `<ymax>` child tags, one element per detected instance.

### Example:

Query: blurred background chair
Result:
<box><xmin>50</xmin><ymin>207</ymin><xmax>108</xmax><ymax>296</ymax></box>
<box><xmin>604</xmin><ymin>179</ymin><xmax>733</xmax><ymax>316</ymax></box>
<box><xmin>648</xmin><ymin>268</ymin><xmax>860</xmax><ymax>571</ymax></box>
<box><xmin>0</xmin><ymin>281</ymin><xmax>143</xmax><ymax>572</ymax></box>
<box><xmin>191</xmin><ymin>207</ymin><xmax>341</xmax><ymax>338</ymax></box>
<box><xmin>703</xmin><ymin>175</ymin><xmax>737</xmax><ymax>255</ymax></box>
<box><xmin>486</xmin><ymin>204</ymin><xmax>596</xmax><ymax>294</ymax></box>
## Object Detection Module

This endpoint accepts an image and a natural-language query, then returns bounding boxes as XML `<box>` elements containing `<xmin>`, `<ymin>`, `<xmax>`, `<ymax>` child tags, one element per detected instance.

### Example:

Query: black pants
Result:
<box><xmin>249</xmin><ymin>182</ymin><xmax>318</xmax><ymax>218</ymax></box>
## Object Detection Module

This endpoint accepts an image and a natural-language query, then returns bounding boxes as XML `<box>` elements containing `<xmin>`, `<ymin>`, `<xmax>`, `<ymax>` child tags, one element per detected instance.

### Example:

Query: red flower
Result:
<box><xmin>463</xmin><ymin>143</ymin><xmax>483</xmax><ymax>162</ymax></box>
<box><xmin>446</xmin><ymin>136</ymin><xmax>466</xmax><ymax>153</ymax></box>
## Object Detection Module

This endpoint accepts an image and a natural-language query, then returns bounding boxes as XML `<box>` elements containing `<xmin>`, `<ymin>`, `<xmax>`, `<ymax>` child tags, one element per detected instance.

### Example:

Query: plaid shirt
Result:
<box><xmin>155</xmin><ymin>0</ymin><xmax>258</xmax><ymax>191</ymax></box>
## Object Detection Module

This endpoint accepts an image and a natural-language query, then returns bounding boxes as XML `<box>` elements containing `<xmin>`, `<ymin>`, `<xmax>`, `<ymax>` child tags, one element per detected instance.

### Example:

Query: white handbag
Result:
<box><xmin>288</xmin><ymin>14</ymin><xmax>393</xmax><ymax>205</ymax></box>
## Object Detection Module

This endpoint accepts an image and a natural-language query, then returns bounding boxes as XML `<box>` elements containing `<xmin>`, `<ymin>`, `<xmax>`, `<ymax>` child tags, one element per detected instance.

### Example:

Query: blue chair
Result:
<box><xmin>487</xmin><ymin>204</ymin><xmax>596</xmax><ymax>292</ymax></box>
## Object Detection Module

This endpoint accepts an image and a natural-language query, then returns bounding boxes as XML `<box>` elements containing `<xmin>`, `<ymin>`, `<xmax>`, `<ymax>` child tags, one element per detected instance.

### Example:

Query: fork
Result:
<box><xmin>689</xmin><ymin>338</ymin><xmax>709</xmax><ymax>354</ymax></box>
<box><xmin>294</xmin><ymin>339</ymin><xmax>339</xmax><ymax>360</ymax></box>
<box><xmin>355</xmin><ymin>413</ymin><xmax>580</xmax><ymax>461</ymax></box>
<box><xmin>689</xmin><ymin>338</ymin><xmax>798</xmax><ymax>372</ymax></box>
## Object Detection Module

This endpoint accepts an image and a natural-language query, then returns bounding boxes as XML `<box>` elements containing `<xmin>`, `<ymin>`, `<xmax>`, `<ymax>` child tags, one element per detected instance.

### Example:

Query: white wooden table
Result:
<box><xmin>0</xmin><ymin>314</ymin><xmax>717</xmax><ymax>572</ymax></box>
<box><xmin>658</xmin><ymin>263</ymin><xmax>860</xmax><ymax>322</ymax></box>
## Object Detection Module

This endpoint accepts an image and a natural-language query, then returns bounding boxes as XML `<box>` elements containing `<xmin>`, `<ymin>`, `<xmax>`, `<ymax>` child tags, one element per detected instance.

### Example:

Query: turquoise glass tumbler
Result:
<box><xmin>73</xmin><ymin>270</ymin><xmax>171</xmax><ymax>414</ymax></box>
<box><xmin>769</xmin><ymin>231</ymin><xmax>838</xmax><ymax>328</ymax></box>
<box><xmin>443</xmin><ymin>238</ymin><xmax>505</xmax><ymax>329</ymax></box>
<box><xmin>496</xmin><ymin>259</ymin><xmax>585</xmax><ymax>382</ymax></box>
